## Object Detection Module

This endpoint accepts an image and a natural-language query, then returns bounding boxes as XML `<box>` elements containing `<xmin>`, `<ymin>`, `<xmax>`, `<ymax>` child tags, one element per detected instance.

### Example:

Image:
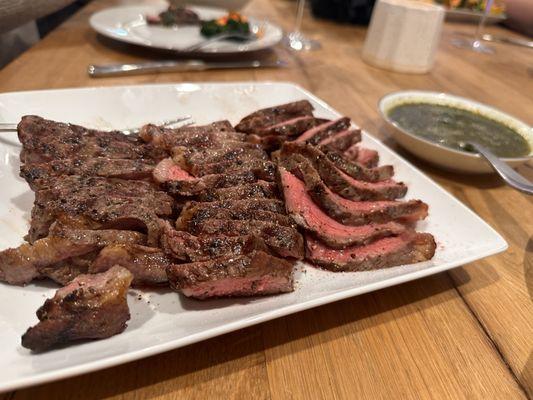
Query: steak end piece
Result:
<box><xmin>21</xmin><ymin>266</ymin><xmax>133</xmax><ymax>352</ymax></box>
<box><xmin>167</xmin><ymin>251</ymin><xmax>294</xmax><ymax>299</ymax></box>
<box><xmin>306</xmin><ymin>232</ymin><xmax>436</xmax><ymax>272</ymax></box>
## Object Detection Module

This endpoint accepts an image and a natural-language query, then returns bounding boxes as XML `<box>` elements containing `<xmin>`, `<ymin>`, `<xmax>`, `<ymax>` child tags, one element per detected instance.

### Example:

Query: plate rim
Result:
<box><xmin>88</xmin><ymin>4</ymin><xmax>284</xmax><ymax>54</ymax></box>
<box><xmin>0</xmin><ymin>81</ymin><xmax>508</xmax><ymax>392</ymax></box>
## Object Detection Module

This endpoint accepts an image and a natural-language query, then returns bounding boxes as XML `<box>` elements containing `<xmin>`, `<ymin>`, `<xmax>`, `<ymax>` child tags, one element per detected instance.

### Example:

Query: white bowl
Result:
<box><xmin>379</xmin><ymin>91</ymin><xmax>533</xmax><ymax>174</ymax></box>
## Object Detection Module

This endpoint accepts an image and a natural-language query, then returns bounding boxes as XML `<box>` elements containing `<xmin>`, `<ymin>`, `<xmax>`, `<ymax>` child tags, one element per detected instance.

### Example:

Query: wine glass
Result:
<box><xmin>452</xmin><ymin>0</ymin><xmax>495</xmax><ymax>54</ymax></box>
<box><xmin>284</xmin><ymin>0</ymin><xmax>321</xmax><ymax>51</ymax></box>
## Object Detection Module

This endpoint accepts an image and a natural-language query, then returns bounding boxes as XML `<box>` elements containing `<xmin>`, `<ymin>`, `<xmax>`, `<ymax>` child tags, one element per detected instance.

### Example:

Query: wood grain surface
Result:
<box><xmin>0</xmin><ymin>0</ymin><xmax>531</xmax><ymax>398</ymax></box>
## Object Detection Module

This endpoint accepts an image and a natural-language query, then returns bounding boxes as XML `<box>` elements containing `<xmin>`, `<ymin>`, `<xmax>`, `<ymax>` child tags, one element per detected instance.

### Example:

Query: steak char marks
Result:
<box><xmin>21</xmin><ymin>266</ymin><xmax>133</xmax><ymax>351</ymax></box>
<box><xmin>146</xmin><ymin>116</ymin><xmax>301</xmax><ymax>299</ymax></box>
<box><xmin>234</xmin><ymin>101</ymin><xmax>435</xmax><ymax>272</ymax></box>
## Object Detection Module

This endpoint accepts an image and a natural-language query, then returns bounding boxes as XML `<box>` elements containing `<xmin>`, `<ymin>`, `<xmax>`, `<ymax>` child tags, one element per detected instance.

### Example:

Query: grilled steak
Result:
<box><xmin>0</xmin><ymin>227</ymin><xmax>145</xmax><ymax>285</ymax></box>
<box><xmin>91</xmin><ymin>244</ymin><xmax>171</xmax><ymax>286</ymax></box>
<box><xmin>154</xmin><ymin>158</ymin><xmax>259</xmax><ymax>195</ymax></box>
<box><xmin>18</xmin><ymin>116</ymin><xmax>164</xmax><ymax>164</ymax></box>
<box><xmin>167</xmin><ymin>251</ymin><xmax>294</xmax><ymax>299</ymax></box>
<box><xmin>255</xmin><ymin>116</ymin><xmax>329</xmax><ymax>137</ymax></box>
<box><xmin>235</xmin><ymin>100</ymin><xmax>314</xmax><ymax>133</ymax></box>
<box><xmin>281</xmin><ymin>142</ymin><xmax>391</xmax><ymax>183</ymax></box>
<box><xmin>294</xmin><ymin>117</ymin><xmax>351</xmax><ymax>145</ymax></box>
<box><xmin>21</xmin><ymin>266</ymin><xmax>132</xmax><ymax>352</ymax></box>
<box><xmin>190</xmin><ymin>159</ymin><xmax>276</xmax><ymax>181</ymax></box>
<box><xmin>280</xmin><ymin>167</ymin><xmax>406</xmax><ymax>248</ymax></box>
<box><xmin>324</xmin><ymin>151</ymin><xmax>393</xmax><ymax>181</ymax></box>
<box><xmin>30</xmin><ymin>178</ymin><xmax>172</xmax><ymax>244</ymax></box>
<box><xmin>172</xmin><ymin>145</ymin><xmax>267</xmax><ymax>166</ymax></box>
<box><xmin>21</xmin><ymin>158</ymin><xmax>155</xmax><ymax>190</ymax></box>
<box><xmin>187</xmin><ymin>219</ymin><xmax>304</xmax><ymax>259</ymax></box>
<box><xmin>282</xmin><ymin>165</ymin><xmax>428</xmax><ymax>225</ymax></box>
<box><xmin>247</xmin><ymin>133</ymin><xmax>287</xmax><ymax>151</ymax></box>
<box><xmin>176</xmin><ymin>199</ymin><xmax>289</xmax><ymax>230</ymax></box>
<box><xmin>160</xmin><ymin>222</ymin><xmax>269</xmax><ymax>261</ymax></box>
<box><xmin>197</xmin><ymin>181</ymin><xmax>278</xmax><ymax>202</ymax></box>
<box><xmin>306</xmin><ymin>232</ymin><xmax>436</xmax><ymax>272</ymax></box>
<box><xmin>318</xmin><ymin>129</ymin><xmax>361</xmax><ymax>152</ymax></box>
<box><xmin>280</xmin><ymin>147</ymin><xmax>407</xmax><ymax>201</ymax></box>
<box><xmin>354</xmin><ymin>147</ymin><xmax>379</xmax><ymax>168</ymax></box>
<box><xmin>139</xmin><ymin>122</ymin><xmax>244</xmax><ymax>150</ymax></box>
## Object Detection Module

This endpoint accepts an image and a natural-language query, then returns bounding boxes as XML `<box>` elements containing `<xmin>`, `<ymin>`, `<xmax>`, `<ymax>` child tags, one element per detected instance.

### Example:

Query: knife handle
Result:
<box><xmin>88</xmin><ymin>60</ymin><xmax>206</xmax><ymax>77</ymax></box>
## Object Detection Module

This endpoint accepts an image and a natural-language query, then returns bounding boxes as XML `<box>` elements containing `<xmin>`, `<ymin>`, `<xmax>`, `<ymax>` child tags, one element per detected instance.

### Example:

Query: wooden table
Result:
<box><xmin>1</xmin><ymin>0</ymin><xmax>532</xmax><ymax>398</ymax></box>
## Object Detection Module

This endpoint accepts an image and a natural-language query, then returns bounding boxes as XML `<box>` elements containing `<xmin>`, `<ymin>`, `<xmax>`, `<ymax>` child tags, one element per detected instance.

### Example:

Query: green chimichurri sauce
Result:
<box><xmin>388</xmin><ymin>103</ymin><xmax>530</xmax><ymax>158</ymax></box>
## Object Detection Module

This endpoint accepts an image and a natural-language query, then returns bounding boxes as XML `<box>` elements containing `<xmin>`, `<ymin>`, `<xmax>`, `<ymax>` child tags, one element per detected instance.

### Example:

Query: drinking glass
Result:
<box><xmin>452</xmin><ymin>0</ymin><xmax>495</xmax><ymax>54</ymax></box>
<box><xmin>284</xmin><ymin>0</ymin><xmax>321</xmax><ymax>51</ymax></box>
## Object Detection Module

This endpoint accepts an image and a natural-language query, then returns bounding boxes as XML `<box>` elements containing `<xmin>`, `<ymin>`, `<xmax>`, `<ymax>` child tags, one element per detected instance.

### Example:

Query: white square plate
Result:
<box><xmin>0</xmin><ymin>82</ymin><xmax>507</xmax><ymax>392</ymax></box>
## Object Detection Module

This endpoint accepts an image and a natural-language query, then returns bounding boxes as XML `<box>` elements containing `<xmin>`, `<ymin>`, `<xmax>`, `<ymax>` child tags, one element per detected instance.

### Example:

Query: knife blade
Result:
<box><xmin>88</xmin><ymin>59</ymin><xmax>288</xmax><ymax>77</ymax></box>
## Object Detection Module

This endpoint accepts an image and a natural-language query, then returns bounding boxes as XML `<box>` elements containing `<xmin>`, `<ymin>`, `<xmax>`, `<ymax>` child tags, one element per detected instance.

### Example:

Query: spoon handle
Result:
<box><xmin>470</xmin><ymin>142</ymin><xmax>533</xmax><ymax>195</ymax></box>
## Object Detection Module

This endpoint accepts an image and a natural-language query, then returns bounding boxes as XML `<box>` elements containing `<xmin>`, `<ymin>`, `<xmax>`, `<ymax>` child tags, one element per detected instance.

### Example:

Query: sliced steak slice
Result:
<box><xmin>139</xmin><ymin>120</ymin><xmax>240</xmax><ymax>148</ymax></box>
<box><xmin>154</xmin><ymin>158</ymin><xmax>260</xmax><ymax>195</ymax></box>
<box><xmin>167</xmin><ymin>251</ymin><xmax>294</xmax><ymax>299</ymax></box>
<box><xmin>31</xmin><ymin>181</ymin><xmax>170</xmax><ymax>245</ymax></box>
<box><xmin>280</xmin><ymin>146</ymin><xmax>407</xmax><ymax>201</ymax></box>
<box><xmin>294</xmin><ymin>117</ymin><xmax>351</xmax><ymax>145</ymax></box>
<box><xmin>285</xmin><ymin>164</ymin><xmax>428</xmax><ymax>225</ymax></box>
<box><xmin>235</xmin><ymin>100</ymin><xmax>314</xmax><ymax>133</ymax></box>
<box><xmin>163</xmin><ymin>172</ymin><xmax>258</xmax><ymax>196</ymax></box>
<box><xmin>180</xmin><ymin>199</ymin><xmax>286</xmax><ymax>215</ymax></box>
<box><xmin>188</xmin><ymin>219</ymin><xmax>304</xmax><ymax>259</ymax></box>
<box><xmin>21</xmin><ymin>158</ymin><xmax>155</xmax><ymax>190</ymax></box>
<box><xmin>0</xmin><ymin>228</ymin><xmax>145</xmax><ymax>285</ymax></box>
<box><xmin>355</xmin><ymin>147</ymin><xmax>379</xmax><ymax>168</ymax></box>
<box><xmin>255</xmin><ymin>116</ymin><xmax>329</xmax><ymax>137</ymax></box>
<box><xmin>18</xmin><ymin>116</ymin><xmax>164</xmax><ymax>164</ymax></box>
<box><xmin>160</xmin><ymin>222</ymin><xmax>268</xmax><ymax>262</ymax></box>
<box><xmin>91</xmin><ymin>244</ymin><xmax>171</xmax><ymax>286</ymax></box>
<box><xmin>280</xmin><ymin>167</ymin><xmax>407</xmax><ymax>248</ymax></box>
<box><xmin>176</xmin><ymin>205</ymin><xmax>294</xmax><ymax>231</ymax></box>
<box><xmin>190</xmin><ymin>159</ymin><xmax>276</xmax><ymax>181</ymax></box>
<box><xmin>325</xmin><ymin>151</ymin><xmax>393</xmax><ymax>181</ymax></box>
<box><xmin>36</xmin><ymin>176</ymin><xmax>173</xmax><ymax>213</ymax></box>
<box><xmin>306</xmin><ymin>232</ymin><xmax>436</xmax><ymax>272</ymax></box>
<box><xmin>197</xmin><ymin>181</ymin><xmax>278</xmax><ymax>202</ymax></box>
<box><xmin>281</xmin><ymin>142</ymin><xmax>389</xmax><ymax>183</ymax></box>
<box><xmin>172</xmin><ymin>145</ymin><xmax>267</xmax><ymax>166</ymax></box>
<box><xmin>21</xmin><ymin>266</ymin><xmax>133</xmax><ymax>352</ymax></box>
<box><xmin>343</xmin><ymin>143</ymin><xmax>359</xmax><ymax>161</ymax></box>
<box><xmin>247</xmin><ymin>133</ymin><xmax>287</xmax><ymax>151</ymax></box>
<box><xmin>318</xmin><ymin>129</ymin><xmax>362</xmax><ymax>152</ymax></box>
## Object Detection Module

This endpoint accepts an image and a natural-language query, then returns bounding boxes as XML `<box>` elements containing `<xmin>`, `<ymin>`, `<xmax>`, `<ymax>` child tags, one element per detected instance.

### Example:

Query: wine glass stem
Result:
<box><xmin>294</xmin><ymin>0</ymin><xmax>306</xmax><ymax>34</ymax></box>
<box><xmin>473</xmin><ymin>0</ymin><xmax>493</xmax><ymax>44</ymax></box>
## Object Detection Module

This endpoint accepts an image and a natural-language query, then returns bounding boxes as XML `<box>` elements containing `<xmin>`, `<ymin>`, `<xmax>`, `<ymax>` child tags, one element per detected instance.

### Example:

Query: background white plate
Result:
<box><xmin>0</xmin><ymin>82</ymin><xmax>507</xmax><ymax>392</ymax></box>
<box><xmin>89</xmin><ymin>4</ymin><xmax>283</xmax><ymax>53</ymax></box>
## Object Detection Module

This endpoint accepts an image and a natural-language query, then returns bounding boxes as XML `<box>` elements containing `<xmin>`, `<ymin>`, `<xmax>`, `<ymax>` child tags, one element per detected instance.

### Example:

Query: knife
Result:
<box><xmin>88</xmin><ymin>59</ymin><xmax>288</xmax><ymax>77</ymax></box>
<box><xmin>481</xmin><ymin>34</ymin><xmax>533</xmax><ymax>49</ymax></box>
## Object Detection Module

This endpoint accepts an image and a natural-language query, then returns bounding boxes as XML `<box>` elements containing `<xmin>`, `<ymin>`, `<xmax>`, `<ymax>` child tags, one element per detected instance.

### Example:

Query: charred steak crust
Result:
<box><xmin>235</xmin><ymin>100</ymin><xmax>315</xmax><ymax>133</ymax></box>
<box><xmin>21</xmin><ymin>266</ymin><xmax>133</xmax><ymax>352</ymax></box>
<box><xmin>18</xmin><ymin>116</ymin><xmax>165</xmax><ymax>164</ymax></box>
<box><xmin>160</xmin><ymin>222</ymin><xmax>269</xmax><ymax>262</ymax></box>
<box><xmin>196</xmin><ymin>181</ymin><xmax>278</xmax><ymax>202</ymax></box>
<box><xmin>306</xmin><ymin>232</ymin><xmax>436</xmax><ymax>272</ymax></box>
<box><xmin>166</xmin><ymin>251</ymin><xmax>294</xmax><ymax>299</ymax></box>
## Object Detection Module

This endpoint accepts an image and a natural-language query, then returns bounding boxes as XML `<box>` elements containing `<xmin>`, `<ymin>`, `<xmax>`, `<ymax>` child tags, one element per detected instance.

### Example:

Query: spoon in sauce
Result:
<box><xmin>458</xmin><ymin>141</ymin><xmax>533</xmax><ymax>195</ymax></box>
